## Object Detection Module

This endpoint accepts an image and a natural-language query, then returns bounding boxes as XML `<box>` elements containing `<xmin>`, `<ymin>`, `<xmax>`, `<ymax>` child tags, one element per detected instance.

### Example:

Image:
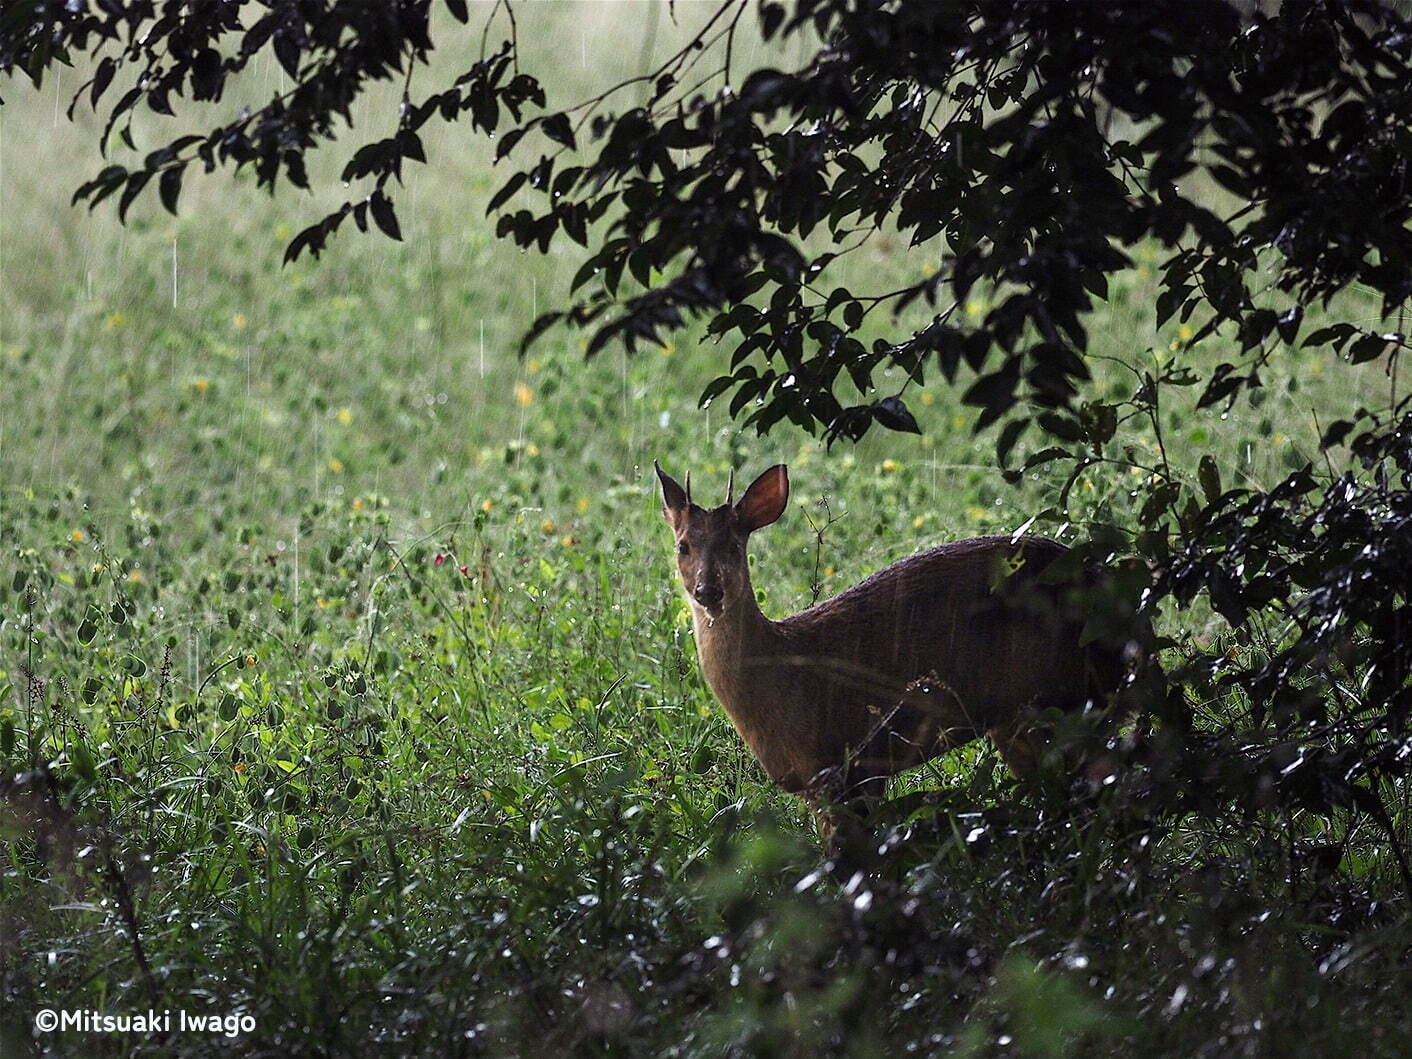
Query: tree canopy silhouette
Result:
<box><xmin>6</xmin><ymin>1</ymin><xmax>1408</xmax><ymax>444</ymax></box>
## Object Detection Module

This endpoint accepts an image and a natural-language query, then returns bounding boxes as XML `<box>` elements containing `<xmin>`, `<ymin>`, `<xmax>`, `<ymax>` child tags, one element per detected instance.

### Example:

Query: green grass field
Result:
<box><xmin>2</xmin><ymin>4</ymin><xmax>1409</xmax><ymax>1055</ymax></box>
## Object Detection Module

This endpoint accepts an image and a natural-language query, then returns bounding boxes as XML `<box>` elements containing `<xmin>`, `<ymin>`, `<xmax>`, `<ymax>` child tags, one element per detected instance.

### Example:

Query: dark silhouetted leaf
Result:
<box><xmin>369</xmin><ymin>191</ymin><xmax>402</xmax><ymax>241</ymax></box>
<box><xmin>872</xmin><ymin>396</ymin><xmax>921</xmax><ymax>434</ymax></box>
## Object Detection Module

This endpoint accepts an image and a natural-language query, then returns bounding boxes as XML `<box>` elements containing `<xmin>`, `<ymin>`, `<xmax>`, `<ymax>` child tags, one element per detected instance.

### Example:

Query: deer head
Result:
<box><xmin>654</xmin><ymin>462</ymin><xmax>789</xmax><ymax>618</ymax></box>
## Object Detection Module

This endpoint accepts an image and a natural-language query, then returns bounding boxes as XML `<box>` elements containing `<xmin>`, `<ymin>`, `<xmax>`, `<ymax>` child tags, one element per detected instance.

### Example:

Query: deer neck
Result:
<box><xmin>689</xmin><ymin>581</ymin><xmax>778</xmax><ymax>711</ymax></box>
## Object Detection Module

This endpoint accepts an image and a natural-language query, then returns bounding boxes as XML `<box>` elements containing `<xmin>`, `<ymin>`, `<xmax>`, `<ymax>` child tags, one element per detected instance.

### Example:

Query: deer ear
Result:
<box><xmin>655</xmin><ymin>461</ymin><xmax>688</xmax><ymax>525</ymax></box>
<box><xmin>736</xmin><ymin>465</ymin><xmax>789</xmax><ymax>533</ymax></box>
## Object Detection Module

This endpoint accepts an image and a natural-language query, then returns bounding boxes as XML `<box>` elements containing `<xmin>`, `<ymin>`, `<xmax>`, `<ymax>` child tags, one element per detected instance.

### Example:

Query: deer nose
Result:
<box><xmin>694</xmin><ymin>582</ymin><xmax>724</xmax><ymax>611</ymax></box>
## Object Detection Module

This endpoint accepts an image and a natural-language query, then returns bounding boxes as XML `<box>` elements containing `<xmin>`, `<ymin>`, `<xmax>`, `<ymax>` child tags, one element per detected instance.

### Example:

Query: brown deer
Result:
<box><xmin>655</xmin><ymin>461</ymin><xmax>1148</xmax><ymax>821</ymax></box>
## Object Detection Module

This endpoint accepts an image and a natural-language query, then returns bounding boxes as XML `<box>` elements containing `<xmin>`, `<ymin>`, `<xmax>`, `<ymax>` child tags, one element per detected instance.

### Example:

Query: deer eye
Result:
<box><xmin>677</xmin><ymin>540</ymin><xmax>690</xmax><ymax>556</ymax></box>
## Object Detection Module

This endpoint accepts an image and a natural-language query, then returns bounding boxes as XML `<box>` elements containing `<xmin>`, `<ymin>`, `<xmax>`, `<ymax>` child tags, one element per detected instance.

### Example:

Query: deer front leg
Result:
<box><xmin>805</xmin><ymin>766</ymin><xmax>886</xmax><ymax>877</ymax></box>
<box><xmin>987</xmin><ymin>711</ymin><xmax>1047</xmax><ymax>778</ymax></box>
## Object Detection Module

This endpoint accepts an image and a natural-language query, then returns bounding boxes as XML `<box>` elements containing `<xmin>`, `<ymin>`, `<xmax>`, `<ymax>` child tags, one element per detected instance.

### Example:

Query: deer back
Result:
<box><xmin>729</xmin><ymin>536</ymin><xmax>1112</xmax><ymax>790</ymax></box>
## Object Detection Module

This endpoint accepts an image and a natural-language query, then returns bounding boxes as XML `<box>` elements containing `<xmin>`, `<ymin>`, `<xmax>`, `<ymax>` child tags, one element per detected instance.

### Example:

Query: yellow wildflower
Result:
<box><xmin>329</xmin><ymin>459</ymin><xmax>344</xmax><ymax>474</ymax></box>
<box><xmin>233</xmin><ymin>313</ymin><xmax>248</xmax><ymax>330</ymax></box>
<box><xmin>481</xmin><ymin>499</ymin><xmax>494</xmax><ymax>513</ymax></box>
<box><xmin>541</xmin><ymin>519</ymin><xmax>556</xmax><ymax>534</ymax></box>
<box><xmin>514</xmin><ymin>383</ymin><xmax>534</xmax><ymax>407</ymax></box>
<box><xmin>194</xmin><ymin>378</ymin><xmax>209</xmax><ymax>393</ymax></box>
<box><xmin>71</xmin><ymin>529</ymin><xmax>85</xmax><ymax>542</ymax></box>
<box><xmin>337</xmin><ymin>407</ymin><xmax>353</xmax><ymax>425</ymax></box>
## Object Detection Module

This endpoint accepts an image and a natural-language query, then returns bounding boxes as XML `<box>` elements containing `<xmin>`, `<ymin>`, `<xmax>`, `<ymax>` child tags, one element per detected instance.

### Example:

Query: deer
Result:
<box><xmin>654</xmin><ymin>460</ymin><xmax>1152</xmax><ymax>840</ymax></box>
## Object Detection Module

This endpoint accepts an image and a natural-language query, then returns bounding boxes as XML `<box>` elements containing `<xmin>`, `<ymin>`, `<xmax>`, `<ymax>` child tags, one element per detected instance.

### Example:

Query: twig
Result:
<box><xmin>803</xmin><ymin>496</ymin><xmax>843</xmax><ymax>605</ymax></box>
<box><xmin>101</xmin><ymin>834</ymin><xmax>161</xmax><ymax>1009</ymax></box>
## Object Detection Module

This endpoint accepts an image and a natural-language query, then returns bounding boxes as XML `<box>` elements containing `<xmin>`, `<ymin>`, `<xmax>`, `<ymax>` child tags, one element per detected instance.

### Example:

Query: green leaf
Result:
<box><xmin>1199</xmin><ymin>454</ymin><xmax>1222</xmax><ymax>503</ymax></box>
<box><xmin>70</xmin><ymin>741</ymin><xmax>97</xmax><ymax>783</ymax></box>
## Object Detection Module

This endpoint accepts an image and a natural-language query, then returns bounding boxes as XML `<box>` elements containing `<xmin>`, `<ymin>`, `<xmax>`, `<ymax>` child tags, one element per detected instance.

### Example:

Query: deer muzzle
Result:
<box><xmin>693</xmin><ymin>581</ymin><xmax>724</xmax><ymax>615</ymax></box>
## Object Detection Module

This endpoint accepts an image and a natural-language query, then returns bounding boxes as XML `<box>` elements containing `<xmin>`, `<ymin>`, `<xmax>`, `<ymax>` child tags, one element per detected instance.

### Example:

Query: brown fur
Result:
<box><xmin>656</xmin><ymin>462</ymin><xmax>1135</xmax><ymax>807</ymax></box>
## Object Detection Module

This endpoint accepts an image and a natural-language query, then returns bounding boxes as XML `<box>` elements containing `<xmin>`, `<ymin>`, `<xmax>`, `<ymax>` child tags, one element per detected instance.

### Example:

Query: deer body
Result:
<box><xmin>656</xmin><ymin>463</ymin><xmax>1132</xmax><ymax>804</ymax></box>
